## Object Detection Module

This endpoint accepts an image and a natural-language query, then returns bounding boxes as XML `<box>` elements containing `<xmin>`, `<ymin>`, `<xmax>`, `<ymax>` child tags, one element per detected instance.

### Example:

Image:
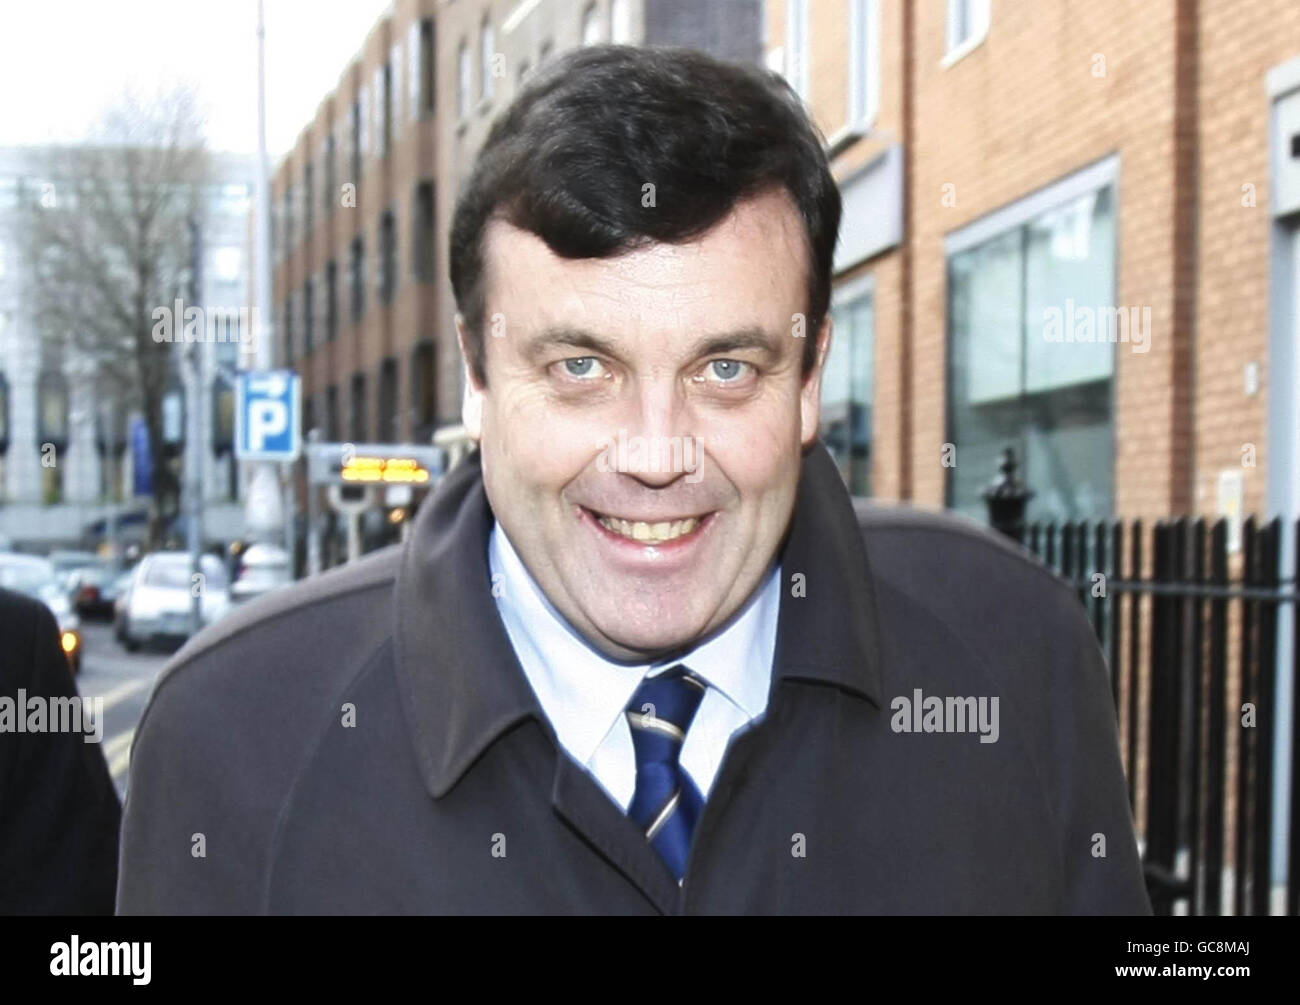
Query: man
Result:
<box><xmin>0</xmin><ymin>587</ymin><xmax>120</xmax><ymax>913</ymax></box>
<box><xmin>118</xmin><ymin>46</ymin><xmax>1149</xmax><ymax>914</ymax></box>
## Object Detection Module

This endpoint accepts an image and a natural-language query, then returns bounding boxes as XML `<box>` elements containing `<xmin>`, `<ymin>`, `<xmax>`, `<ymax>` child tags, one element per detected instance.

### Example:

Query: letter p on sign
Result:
<box><xmin>249</xmin><ymin>400</ymin><xmax>286</xmax><ymax>450</ymax></box>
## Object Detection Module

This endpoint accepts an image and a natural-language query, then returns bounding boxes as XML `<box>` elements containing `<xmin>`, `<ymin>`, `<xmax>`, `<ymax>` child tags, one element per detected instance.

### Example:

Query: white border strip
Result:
<box><xmin>944</xmin><ymin>153</ymin><xmax>1120</xmax><ymax>257</ymax></box>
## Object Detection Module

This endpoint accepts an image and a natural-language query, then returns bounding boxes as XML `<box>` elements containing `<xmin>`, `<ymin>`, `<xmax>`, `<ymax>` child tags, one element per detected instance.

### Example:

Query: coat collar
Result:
<box><xmin>393</xmin><ymin>441</ymin><xmax>884</xmax><ymax>801</ymax></box>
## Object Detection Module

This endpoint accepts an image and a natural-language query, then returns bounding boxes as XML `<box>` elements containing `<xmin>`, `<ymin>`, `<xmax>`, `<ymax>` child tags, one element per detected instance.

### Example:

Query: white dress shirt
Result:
<box><xmin>488</xmin><ymin>521</ymin><xmax>780</xmax><ymax>812</ymax></box>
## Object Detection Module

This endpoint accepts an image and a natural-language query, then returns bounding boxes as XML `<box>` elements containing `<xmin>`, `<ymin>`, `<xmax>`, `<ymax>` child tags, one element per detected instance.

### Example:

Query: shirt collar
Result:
<box><xmin>393</xmin><ymin>441</ymin><xmax>883</xmax><ymax>801</ymax></box>
<box><xmin>488</xmin><ymin>520</ymin><xmax>779</xmax><ymax>767</ymax></box>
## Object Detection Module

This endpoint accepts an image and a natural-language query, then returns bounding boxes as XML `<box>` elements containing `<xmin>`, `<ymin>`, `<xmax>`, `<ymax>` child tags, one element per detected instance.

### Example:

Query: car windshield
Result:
<box><xmin>50</xmin><ymin>553</ymin><xmax>101</xmax><ymax>573</ymax></box>
<box><xmin>0</xmin><ymin>559</ymin><xmax>59</xmax><ymax>599</ymax></box>
<box><xmin>143</xmin><ymin>556</ymin><xmax>228</xmax><ymax>591</ymax></box>
<box><xmin>73</xmin><ymin>566</ymin><xmax>109</xmax><ymax>586</ymax></box>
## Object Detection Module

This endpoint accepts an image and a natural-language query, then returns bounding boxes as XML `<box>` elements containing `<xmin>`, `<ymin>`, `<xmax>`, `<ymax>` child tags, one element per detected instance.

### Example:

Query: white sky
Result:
<box><xmin>0</xmin><ymin>0</ymin><xmax>393</xmax><ymax>156</ymax></box>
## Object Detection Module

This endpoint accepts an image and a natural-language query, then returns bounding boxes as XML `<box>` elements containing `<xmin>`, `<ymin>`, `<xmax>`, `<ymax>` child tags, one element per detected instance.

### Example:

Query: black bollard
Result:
<box><xmin>982</xmin><ymin>446</ymin><xmax>1033</xmax><ymax>544</ymax></box>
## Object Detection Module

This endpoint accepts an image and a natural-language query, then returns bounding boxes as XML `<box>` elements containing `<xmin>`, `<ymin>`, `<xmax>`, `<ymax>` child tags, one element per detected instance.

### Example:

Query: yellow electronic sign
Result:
<box><xmin>340</xmin><ymin>454</ymin><xmax>432</xmax><ymax>484</ymax></box>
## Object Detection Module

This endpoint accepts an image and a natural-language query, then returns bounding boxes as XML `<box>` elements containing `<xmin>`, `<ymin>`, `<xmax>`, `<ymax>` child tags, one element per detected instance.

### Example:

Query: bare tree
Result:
<box><xmin>14</xmin><ymin>86</ymin><xmax>210</xmax><ymax>547</ymax></box>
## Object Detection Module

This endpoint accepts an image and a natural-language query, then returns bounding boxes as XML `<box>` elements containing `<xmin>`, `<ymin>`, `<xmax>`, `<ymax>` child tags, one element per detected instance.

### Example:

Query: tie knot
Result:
<box><xmin>625</xmin><ymin>665</ymin><xmax>708</xmax><ymax>742</ymax></box>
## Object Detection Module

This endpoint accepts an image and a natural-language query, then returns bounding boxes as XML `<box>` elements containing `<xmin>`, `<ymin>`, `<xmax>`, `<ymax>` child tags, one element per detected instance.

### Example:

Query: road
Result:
<box><xmin>74</xmin><ymin>621</ymin><xmax>173</xmax><ymax>801</ymax></box>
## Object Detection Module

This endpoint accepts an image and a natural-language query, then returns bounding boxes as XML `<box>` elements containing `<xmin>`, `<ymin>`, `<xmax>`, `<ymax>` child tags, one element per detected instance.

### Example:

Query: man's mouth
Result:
<box><xmin>596</xmin><ymin>514</ymin><xmax>700</xmax><ymax>543</ymax></box>
<box><xmin>580</xmin><ymin>506</ymin><xmax>712</xmax><ymax>546</ymax></box>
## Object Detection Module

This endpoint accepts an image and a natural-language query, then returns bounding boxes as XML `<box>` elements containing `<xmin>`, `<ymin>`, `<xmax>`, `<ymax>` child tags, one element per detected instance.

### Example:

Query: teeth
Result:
<box><xmin>596</xmin><ymin>514</ymin><xmax>700</xmax><ymax>543</ymax></box>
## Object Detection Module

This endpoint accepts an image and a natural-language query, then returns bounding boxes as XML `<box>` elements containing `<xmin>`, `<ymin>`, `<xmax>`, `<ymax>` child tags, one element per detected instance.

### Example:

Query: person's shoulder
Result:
<box><xmin>852</xmin><ymin>500</ymin><xmax>1080</xmax><ymax>622</ymax></box>
<box><xmin>140</xmin><ymin>545</ymin><xmax>403</xmax><ymax>737</ymax></box>
<box><xmin>0</xmin><ymin>584</ymin><xmax>55</xmax><ymax>637</ymax></box>
<box><xmin>175</xmin><ymin>545</ymin><xmax>401</xmax><ymax>665</ymax></box>
<box><xmin>0</xmin><ymin>586</ymin><xmax>59</xmax><ymax>690</ymax></box>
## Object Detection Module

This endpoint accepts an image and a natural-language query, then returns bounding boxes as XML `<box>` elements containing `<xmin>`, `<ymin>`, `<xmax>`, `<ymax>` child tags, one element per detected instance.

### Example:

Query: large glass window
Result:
<box><xmin>458</xmin><ymin>40</ymin><xmax>472</xmax><ymax>121</ymax></box>
<box><xmin>823</xmin><ymin>288</ymin><xmax>874</xmax><ymax>496</ymax></box>
<box><xmin>947</xmin><ymin>185</ymin><xmax>1116</xmax><ymax>522</ymax></box>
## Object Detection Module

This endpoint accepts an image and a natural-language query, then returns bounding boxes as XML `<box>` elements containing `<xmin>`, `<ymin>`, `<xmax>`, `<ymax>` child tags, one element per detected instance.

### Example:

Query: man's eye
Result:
<box><xmin>559</xmin><ymin>357</ymin><xmax>605</xmax><ymax>379</ymax></box>
<box><xmin>703</xmin><ymin>359</ymin><xmax>752</xmax><ymax>383</ymax></box>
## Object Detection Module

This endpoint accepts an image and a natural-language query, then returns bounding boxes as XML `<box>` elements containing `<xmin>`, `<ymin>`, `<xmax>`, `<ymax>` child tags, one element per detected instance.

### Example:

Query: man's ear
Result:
<box><xmin>799</xmin><ymin>313</ymin><xmax>833</xmax><ymax>449</ymax></box>
<box><xmin>455</xmin><ymin>313</ymin><xmax>484</xmax><ymax>442</ymax></box>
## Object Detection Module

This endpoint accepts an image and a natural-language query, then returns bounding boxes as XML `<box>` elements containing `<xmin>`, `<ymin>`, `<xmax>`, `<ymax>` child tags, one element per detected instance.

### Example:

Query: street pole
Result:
<box><xmin>306</xmin><ymin>427</ymin><xmax>321</xmax><ymax>576</ymax></box>
<box><xmin>243</xmin><ymin>0</ymin><xmax>286</xmax><ymax>547</ymax></box>
<box><xmin>187</xmin><ymin>217</ymin><xmax>205</xmax><ymax>637</ymax></box>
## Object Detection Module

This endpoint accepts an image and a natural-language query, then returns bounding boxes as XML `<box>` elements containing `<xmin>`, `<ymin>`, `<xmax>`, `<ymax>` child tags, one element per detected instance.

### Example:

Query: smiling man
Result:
<box><xmin>118</xmin><ymin>45</ymin><xmax>1150</xmax><ymax>915</ymax></box>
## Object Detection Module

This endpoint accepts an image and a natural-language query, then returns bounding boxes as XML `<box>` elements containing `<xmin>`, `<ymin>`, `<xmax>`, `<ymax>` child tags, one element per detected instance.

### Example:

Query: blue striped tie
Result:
<box><xmin>625</xmin><ymin>665</ymin><xmax>708</xmax><ymax>881</ymax></box>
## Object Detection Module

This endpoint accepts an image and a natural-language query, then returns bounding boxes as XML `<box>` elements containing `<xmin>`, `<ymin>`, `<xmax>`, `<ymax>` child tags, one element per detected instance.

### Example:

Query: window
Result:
<box><xmin>303</xmin><ymin>161</ymin><xmax>315</xmax><ymax>232</ymax></box>
<box><xmin>582</xmin><ymin>3</ymin><xmax>601</xmax><ymax>45</ymax></box>
<box><xmin>412</xmin><ymin>181</ymin><xmax>436</xmax><ymax>281</ymax></box>
<box><xmin>408</xmin><ymin>22</ymin><xmax>422</xmax><ymax>121</ymax></box>
<box><xmin>350</xmin><ymin>100</ymin><xmax>362</xmax><ymax>181</ymax></box>
<box><xmin>215</xmin><ymin>182</ymin><xmax>250</xmax><ymax>216</ymax></box>
<box><xmin>303</xmin><ymin>394</ymin><xmax>317</xmax><ymax>441</ymax></box>
<box><xmin>785</xmin><ymin>0</ymin><xmax>809</xmax><ymax>99</ymax></box>
<box><xmin>379</xmin><ymin>63</ymin><xmax>392</xmax><ymax>157</ymax></box>
<box><xmin>283</xmin><ymin>295</ymin><xmax>294</xmax><ymax>367</ymax></box>
<box><xmin>303</xmin><ymin>277</ymin><xmax>315</xmax><ymax>351</ymax></box>
<box><xmin>213</xmin><ymin>247</ymin><xmax>241</xmax><ymax>283</ymax></box>
<box><xmin>325</xmin><ymin>384</ymin><xmax>340</xmax><ymax>441</ymax></box>
<box><xmin>350</xmin><ymin>237</ymin><xmax>365</xmax><ymax>322</ymax></box>
<box><xmin>323</xmin><ymin>132</ymin><xmax>336</xmax><ymax>212</ymax></box>
<box><xmin>823</xmin><ymin>283</ymin><xmax>874</xmax><ymax>496</ymax></box>
<box><xmin>390</xmin><ymin>41</ymin><xmax>404</xmax><ymax>133</ymax></box>
<box><xmin>480</xmin><ymin>19</ymin><xmax>496</xmax><ymax>101</ymax></box>
<box><xmin>946</xmin><ymin>0</ymin><xmax>990</xmax><ymax>62</ymax></box>
<box><xmin>458</xmin><ymin>40</ymin><xmax>472</xmax><ymax>121</ymax></box>
<box><xmin>351</xmin><ymin>373</ymin><xmax>368</xmax><ymax>442</ymax></box>
<box><xmin>379</xmin><ymin>358</ymin><xmax>399</xmax><ymax>442</ymax></box>
<box><xmin>418</xmin><ymin>20</ymin><xmax>436</xmax><ymax>117</ymax></box>
<box><xmin>282</xmin><ymin>184</ymin><xmax>295</xmax><ymax>248</ymax></box>
<box><xmin>379</xmin><ymin>210</ymin><xmax>396</xmax><ymax>305</ymax></box>
<box><xmin>326</xmin><ymin>260</ymin><xmax>339</xmax><ymax>340</ymax></box>
<box><xmin>611</xmin><ymin>0</ymin><xmax>632</xmax><ymax>43</ymax></box>
<box><xmin>849</xmin><ymin>0</ymin><xmax>881</xmax><ymax>130</ymax></box>
<box><xmin>411</xmin><ymin>342</ymin><xmax>436</xmax><ymax>439</ymax></box>
<box><xmin>358</xmin><ymin>82</ymin><xmax>369</xmax><ymax>159</ymax></box>
<box><xmin>946</xmin><ymin>180</ymin><xmax>1117</xmax><ymax>522</ymax></box>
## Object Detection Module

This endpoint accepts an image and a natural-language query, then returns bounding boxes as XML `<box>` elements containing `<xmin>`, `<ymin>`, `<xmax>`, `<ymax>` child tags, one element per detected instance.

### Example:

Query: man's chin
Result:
<box><xmin>581</xmin><ymin>613</ymin><xmax>711</xmax><ymax>664</ymax></box>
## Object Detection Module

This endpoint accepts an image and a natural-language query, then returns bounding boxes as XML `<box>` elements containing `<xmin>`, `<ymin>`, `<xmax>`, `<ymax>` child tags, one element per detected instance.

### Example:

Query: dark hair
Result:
<box><xmin>449</xmin><ymin>44</ymin><xmax>842</xmax><ymax>385</ymax></box>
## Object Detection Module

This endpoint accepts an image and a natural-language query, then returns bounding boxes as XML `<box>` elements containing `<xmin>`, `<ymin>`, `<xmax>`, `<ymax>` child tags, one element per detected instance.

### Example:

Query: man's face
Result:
<box><xmin>460</xmin><ymin>188</ymin><xmax>830</xmax><ymax>662</ymax></box>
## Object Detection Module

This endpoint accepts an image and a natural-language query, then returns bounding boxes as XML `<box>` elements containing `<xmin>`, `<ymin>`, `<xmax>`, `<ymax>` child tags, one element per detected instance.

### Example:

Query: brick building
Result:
<box><xmin>769</xmin><ymin>0</ymin><xmax>1300</xmax><ymax>532</ymax></box>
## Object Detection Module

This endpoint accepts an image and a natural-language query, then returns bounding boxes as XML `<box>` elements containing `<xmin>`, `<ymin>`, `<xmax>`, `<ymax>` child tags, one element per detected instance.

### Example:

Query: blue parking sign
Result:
<box><xmin>236</xmin><ymin>370</ymin><xmax>301</xmax><ymax>461</ymax></box>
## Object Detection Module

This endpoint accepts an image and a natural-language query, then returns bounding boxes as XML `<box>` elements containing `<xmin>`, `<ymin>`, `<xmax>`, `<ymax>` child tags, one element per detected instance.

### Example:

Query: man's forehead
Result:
<box><xmin>480</xmin><ymin>189</ymin><xmax>810</xmax><ymax>336</ymax></box>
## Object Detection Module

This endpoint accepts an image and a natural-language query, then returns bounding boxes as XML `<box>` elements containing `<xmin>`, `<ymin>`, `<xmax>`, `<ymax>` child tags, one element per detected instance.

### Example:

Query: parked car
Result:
<box><xmin>49</xmin><ymin>550</ymin><xmax>104</xmax><ymax>592</ymax></box>
<box><xmin>118</xmin><ymin>552</ymin><xmax>231</xmax><ymax>651</ymax></box>
<box><xmin>0</xmin><ymin>553</ymin><xmax>83</xmax><ymax>674</ymax></box>
<box><xmin>66</xmin><ymin>564</ymin><xmax>121</xmax><ymax>619</ymax></box>
<box><xmin>112</xmin><ymin>568</ymin><xmax>137</xmax><ymax>646</ymax></box>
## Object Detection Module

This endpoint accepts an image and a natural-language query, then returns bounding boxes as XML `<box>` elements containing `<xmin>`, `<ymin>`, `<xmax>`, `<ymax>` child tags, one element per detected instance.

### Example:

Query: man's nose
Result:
<box><xmin>616</xmin><ymin>380</ymin><xmax>694</xmax><ymax>487</ymax></box>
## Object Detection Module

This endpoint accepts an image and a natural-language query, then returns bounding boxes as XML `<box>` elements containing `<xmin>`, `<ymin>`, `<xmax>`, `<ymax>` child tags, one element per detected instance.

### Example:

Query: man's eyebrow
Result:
<box><xmin>520</xmin><ymin>324</ymin><xmax>786</xmax><ymax>362</ymax></box>
<box><xmin>521</xmin><ymin>326</ymin><xmax>621</xmax><ymax>360</ymax></box>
